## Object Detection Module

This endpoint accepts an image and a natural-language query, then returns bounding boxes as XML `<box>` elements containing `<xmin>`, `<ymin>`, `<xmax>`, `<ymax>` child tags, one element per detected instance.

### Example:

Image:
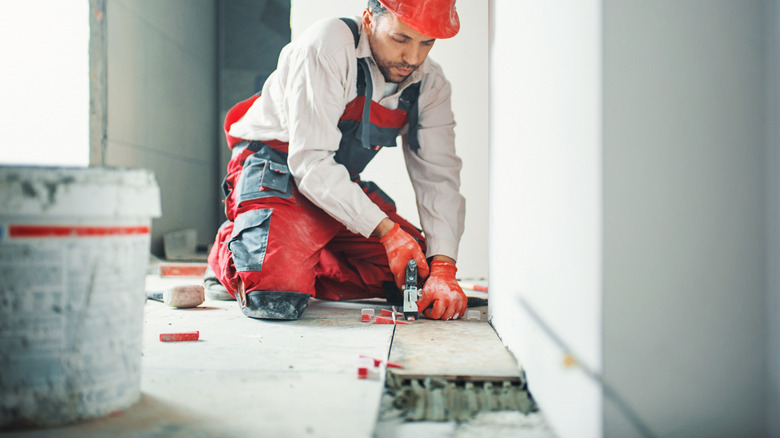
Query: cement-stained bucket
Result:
<box><xmin>0</xmin><ymin>166</ymin><xmax>161</xmax><ymax>429</ymax></box>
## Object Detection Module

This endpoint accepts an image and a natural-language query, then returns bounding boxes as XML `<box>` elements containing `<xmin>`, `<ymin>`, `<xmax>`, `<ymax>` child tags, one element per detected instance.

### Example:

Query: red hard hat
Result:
<box><xmin>378</xmin><ymin>0</ymin><xmax>460</xmax><ymax>39</ymax></box>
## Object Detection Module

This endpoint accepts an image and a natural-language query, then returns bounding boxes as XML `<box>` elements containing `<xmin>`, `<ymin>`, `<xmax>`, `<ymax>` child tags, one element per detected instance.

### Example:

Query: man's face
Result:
<box><xmin>362</xmin><ymin>9</ymin><xmax>436</xmax><ymax>84</ymax></box>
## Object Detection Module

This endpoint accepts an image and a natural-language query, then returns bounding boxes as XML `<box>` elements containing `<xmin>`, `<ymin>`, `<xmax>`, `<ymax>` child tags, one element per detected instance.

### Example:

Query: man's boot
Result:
<box><xmin>235</xmin><ymin>278</ymin><xmax>310</xmax><ymax>320</ymax></box>
<box><xmin>203</xmin><ymin>266</ymin><xmax>235</xmax><ymax>301</ymax></box>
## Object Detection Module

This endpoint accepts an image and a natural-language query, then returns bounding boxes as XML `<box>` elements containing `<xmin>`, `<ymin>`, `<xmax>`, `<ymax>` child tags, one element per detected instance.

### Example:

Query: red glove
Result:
<box><xmin>380</xmin><ymin>223</ymin><xmax>429</xmax><ymax>290</ymax></box>
<box><xmin>417</xmin><ymin>260</ymin><xmax>467</xmax><ymax>320</ymax></box>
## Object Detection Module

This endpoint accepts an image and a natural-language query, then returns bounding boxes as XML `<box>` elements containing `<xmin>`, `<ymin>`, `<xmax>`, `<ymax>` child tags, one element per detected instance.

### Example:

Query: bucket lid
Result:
<box><xmin>0</xmin><ymin>166</ymin><xmax>161</xmax><ymax>219</ymax></box>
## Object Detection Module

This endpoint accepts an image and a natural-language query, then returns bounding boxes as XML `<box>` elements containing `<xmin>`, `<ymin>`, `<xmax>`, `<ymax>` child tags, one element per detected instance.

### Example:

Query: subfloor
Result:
<box><xmin>3</xmin><ymin>275</ymin><xmax>554</xmax><ymax>438</ymax></box>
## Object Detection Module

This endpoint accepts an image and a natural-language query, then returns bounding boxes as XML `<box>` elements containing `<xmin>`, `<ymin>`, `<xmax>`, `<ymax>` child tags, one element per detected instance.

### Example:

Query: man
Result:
<box><xmin>208</xmin><ymin>0</ymin><xmax>467</xmax><ymax>321</ymax></box>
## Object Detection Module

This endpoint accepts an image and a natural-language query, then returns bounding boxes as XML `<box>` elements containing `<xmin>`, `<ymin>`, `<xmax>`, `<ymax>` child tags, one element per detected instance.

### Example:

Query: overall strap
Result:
<box><xmin>339</xmin><ymin>17</ymin><xmax>366</xmax><ymax>97</ymax></box>
<box><xmin>339</xmin><ymin>17</ymin><xmax>360</xmax><ymax>48</ymax></box>
<box><xmin>357</xmin><ymin>59</ymin><xmax>374</xmax><ymax>151</ymax></box>
<box><xmin>400</xmin><ymin>83</ymin><xmax>422</xmax><ymax>152</ymax></box>
<box><xmin>340</xmin><ymin>17</ymin><xmax>373</xmax><ymax>151</ymax></box>
<box><xmin>338</xmin><ymin>17</ymin><xmax>420</xmax><ymax>153</ymax></box>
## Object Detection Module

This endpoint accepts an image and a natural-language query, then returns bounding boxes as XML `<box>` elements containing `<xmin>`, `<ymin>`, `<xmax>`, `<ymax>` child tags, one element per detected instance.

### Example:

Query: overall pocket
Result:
<box><xmin>235</xmin><ymin>154</ymin><xmax>292</xmax><ymax>206</ymax></box>
<box><xmin>228</xmin><ymin>208</ymin><xmax>272</xmax><ymax>272</ymax></box>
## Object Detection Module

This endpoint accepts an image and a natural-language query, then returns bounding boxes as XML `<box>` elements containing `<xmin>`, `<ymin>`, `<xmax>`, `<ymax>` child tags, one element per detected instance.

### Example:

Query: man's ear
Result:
<box><xmin>361</xmin><ymin>9</ymin><xmax>373</xmax><ymax>36</ymax></box>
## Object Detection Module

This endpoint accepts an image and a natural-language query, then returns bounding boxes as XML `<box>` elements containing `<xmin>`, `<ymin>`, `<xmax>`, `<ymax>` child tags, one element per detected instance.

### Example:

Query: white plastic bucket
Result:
<box><xmin>0</xmin><ymin>166</ymin><xmax>160</xmax><ymax>428</ymax></box>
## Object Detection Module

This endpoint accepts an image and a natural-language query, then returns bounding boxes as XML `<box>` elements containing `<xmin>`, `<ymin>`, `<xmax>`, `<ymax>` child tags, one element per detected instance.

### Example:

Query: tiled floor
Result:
<box><xmin>3</xmin><ymin>276</ymin><xmax>553</xmax><ymax>438</ymax></box>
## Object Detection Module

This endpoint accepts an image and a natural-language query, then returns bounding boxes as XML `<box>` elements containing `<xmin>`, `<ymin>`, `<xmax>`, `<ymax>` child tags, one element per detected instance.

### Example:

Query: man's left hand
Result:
<box><xmin>417</xmin><ymin>260</ymin><xmax>467</xmax><ymax>320</ymax></box>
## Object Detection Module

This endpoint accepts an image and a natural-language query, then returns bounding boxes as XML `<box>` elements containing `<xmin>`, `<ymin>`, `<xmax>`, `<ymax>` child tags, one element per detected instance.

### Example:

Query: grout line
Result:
<box><xmin>386</xmin><ymin>320</ymin><xmax>397</xmax><ymax>365</ymax></box>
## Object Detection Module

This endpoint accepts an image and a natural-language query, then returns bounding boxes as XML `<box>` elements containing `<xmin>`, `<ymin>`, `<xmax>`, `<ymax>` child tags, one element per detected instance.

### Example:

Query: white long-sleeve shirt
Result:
<box><xmin>229</xmin><ymin>17</ymin><xmax>466</xmax><ymax>261</ymax></box>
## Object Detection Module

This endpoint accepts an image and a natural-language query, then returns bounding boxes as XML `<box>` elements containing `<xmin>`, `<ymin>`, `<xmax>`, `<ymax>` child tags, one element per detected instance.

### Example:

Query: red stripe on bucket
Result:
<box><xmin>8</xmin><ymin>225</ymin><xmax>150</xmax><ymax>238</ymax></box>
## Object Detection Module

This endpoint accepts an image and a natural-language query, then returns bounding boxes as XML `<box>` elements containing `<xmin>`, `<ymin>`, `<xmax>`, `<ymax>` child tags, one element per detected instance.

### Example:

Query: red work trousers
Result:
<box><xmin>208</xmin><ymin>161</ymin><xmax>425</xmax><ymax>301</ymax></box>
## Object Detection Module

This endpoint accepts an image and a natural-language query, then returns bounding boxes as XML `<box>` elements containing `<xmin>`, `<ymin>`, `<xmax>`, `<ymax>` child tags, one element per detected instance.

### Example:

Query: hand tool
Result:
<box><xmin>402</xmin><ymin>259</ymin><xmax>421</xmax><ymax>320</ymax></box>
<box><xmin>145</xmin><ymin>285</ymin><xmax>205</xmax><ymax>308</ymax></box>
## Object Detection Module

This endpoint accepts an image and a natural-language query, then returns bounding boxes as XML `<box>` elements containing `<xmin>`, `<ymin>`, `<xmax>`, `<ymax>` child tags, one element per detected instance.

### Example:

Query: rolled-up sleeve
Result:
<box><xmin>403</xmin><ymin>75</ymin><xmax>466</xmax><ymax>261</ymax></box>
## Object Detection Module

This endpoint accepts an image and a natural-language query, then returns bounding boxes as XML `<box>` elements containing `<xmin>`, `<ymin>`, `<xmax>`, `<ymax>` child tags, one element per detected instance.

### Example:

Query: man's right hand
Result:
<box><xmin>378</xmin><ymin>221</ymin><xmax>429</xmax><ymax>290</ymax></box>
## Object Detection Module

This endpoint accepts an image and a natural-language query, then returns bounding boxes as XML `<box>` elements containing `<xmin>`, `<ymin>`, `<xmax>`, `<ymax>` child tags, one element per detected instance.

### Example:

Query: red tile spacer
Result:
<box><xmin>359</xmin><ymin>355</ymin><xmax>405</xmax><ymax>369</ymax></box>
<box><xmin>159</xmin><ymin>331</ymin><xmax>199</xmax><ymax>342</ymax></box>
<box><xmin>380</xmin><ymin>309</ymin><xmax>394</xmax><ymax>317</ymax></box>
<box><xmin>159</xmin><ymin>263</ymin><xmax>208</xmax><ymax>277</ymax></box>
<box><xmin>361</xmin><ymin>356</ymin><xmax>383</xmax><ymax>367</ymax></box>
<box><xmin>357</xmin><ymin>367</ymin><xmax>369</xmax><ymax>379</ymax></box>
<box><xmin>374</xmin><ymin>316</ymin><xmax>410</xmax><ymax>325</ymax></box>
<box><xmin>361</xmin><ymin>314</ymin><xmax>371</xmax><ymax>322</ymax></box>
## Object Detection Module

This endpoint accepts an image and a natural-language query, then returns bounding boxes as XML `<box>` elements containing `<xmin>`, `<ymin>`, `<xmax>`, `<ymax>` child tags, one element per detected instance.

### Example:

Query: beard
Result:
<box><xmin>375</xmin><ymin>59</ymin><xmax>419</xmax><ymax>84</ymax></box>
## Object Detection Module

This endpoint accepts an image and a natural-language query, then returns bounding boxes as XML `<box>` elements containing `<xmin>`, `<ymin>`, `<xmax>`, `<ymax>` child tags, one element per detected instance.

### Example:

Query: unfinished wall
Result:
<box><xmin>103</xmin><ymin>0</ymin><xmax>218</xmax><ymax>255</ymax></box>
<box><xmin>767</xmin><ymin>1</ymin><xmax>780</xmax><ymax>436</ymax></box>
<box><xmin>291</xmin><ymin>0</ymin><xmax>489</xmax><ymax>279</ymax></box>
<box><xmin>216</xmin><ymin>0</ymin><xmax>290</xmax><ymax>202</ymax></box>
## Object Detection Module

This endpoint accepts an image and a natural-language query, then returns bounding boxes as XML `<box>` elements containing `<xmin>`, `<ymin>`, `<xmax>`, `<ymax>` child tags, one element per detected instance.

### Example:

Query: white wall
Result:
<box><xmin>491</xmin><ymin>1</ymin><xmax>777</xmax><ymax>437</ymax></box>
<box><xmin>291</xmin><ymin>0</ymin><xmax>489</xmax><ymax>279</ymax></box>
<box><xmin>603</xmin><ymin>2</ymin><xmax>768</xmax><ymax>436</ymax></box>
<box><xmin>0</xmin><ymin>2</ymin><xmax>89</xmax><ymax>167</ymax></box>
<box><xmin>489</xmin><ymin>2</ymin><xmax>603</xmax><ymax>438</ymax></box>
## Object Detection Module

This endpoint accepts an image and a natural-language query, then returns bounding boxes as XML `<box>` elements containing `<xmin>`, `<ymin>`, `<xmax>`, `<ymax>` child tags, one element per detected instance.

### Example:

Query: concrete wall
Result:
<box><xmin>291</xmin><ymin>0</ymin><xmax>489</xmax><ymax>279</ymax></box>
<box><xmin>217</xmin><ymin>0</ymin><xmax>290</xmax><ymax>199</ymax></box>
<box><xmin>490</xmin><ymin>0</ymin><xmax>777</xmax><ymax>437</ymax></box>
<box><xmin>104</xmin><ymin>0</ymin><xmax>218</xmax><ymax>255</ymax></box>
<box><xmin>766</xmin><ymin>1</ymin><xmax>780</xmax><ymax>436</ymax></box>
<box><xmin>489</xmin><ymin>2</ymin><xmax>604</xmax><ymax>437</ymax></box>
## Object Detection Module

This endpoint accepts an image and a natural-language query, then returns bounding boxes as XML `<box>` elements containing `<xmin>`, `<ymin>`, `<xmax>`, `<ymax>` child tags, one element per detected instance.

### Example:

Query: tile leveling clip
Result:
<box><xmin>402</xmin><ymin>259</ymin><xmax>420</xmax><ymax>321</ymax></box>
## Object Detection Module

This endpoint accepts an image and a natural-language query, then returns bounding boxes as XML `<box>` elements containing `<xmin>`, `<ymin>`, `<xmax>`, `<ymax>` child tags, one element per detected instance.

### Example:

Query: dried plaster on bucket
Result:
<box><xmin>0</xmin><ymin>167</ymin><xmax>160</xmax><ymax>429</ymax></box>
